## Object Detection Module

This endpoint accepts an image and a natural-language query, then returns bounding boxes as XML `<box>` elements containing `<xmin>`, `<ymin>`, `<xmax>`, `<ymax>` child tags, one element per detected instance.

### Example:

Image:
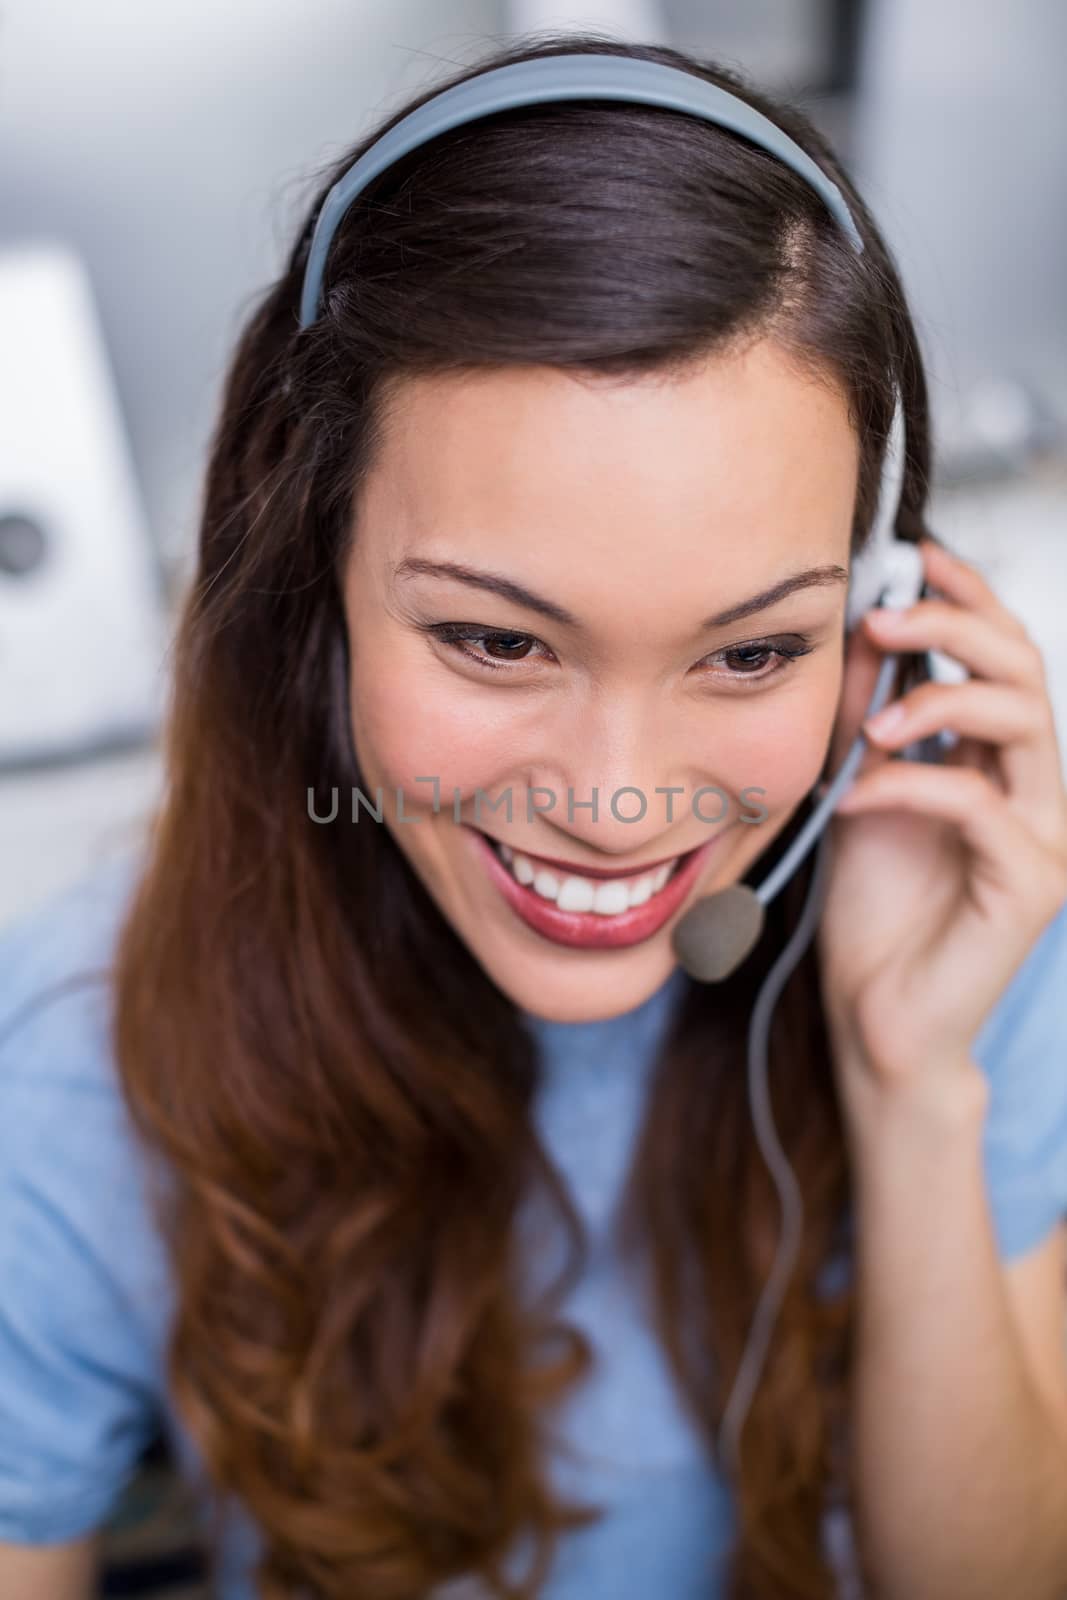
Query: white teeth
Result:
<box><xmin>512</xmin><ymin>854</ymin><xmax>535</xmax><ymax>885</ymax></box>
<box><xmin>492</xmin><ymin>839</ymin><xmax>681</xmax><ymax>914</ymax></box>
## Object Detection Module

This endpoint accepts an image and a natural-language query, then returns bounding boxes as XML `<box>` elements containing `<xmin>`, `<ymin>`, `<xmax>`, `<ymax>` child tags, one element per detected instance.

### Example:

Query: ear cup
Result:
<box><xmin>845</xmin><ymin>397</ymin><xmax>908</xmax><ymax>632</ymax></box>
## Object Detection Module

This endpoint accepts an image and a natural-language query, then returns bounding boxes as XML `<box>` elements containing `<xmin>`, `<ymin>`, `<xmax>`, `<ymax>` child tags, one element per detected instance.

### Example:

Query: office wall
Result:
<box><xmin>0</xmin><ymin>0</ymin><xmax>498</xmax><ymax>573</ymax></box>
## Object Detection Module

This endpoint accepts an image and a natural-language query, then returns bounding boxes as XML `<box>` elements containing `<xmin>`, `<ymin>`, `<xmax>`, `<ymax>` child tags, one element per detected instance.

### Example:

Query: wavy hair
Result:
<box><xmin>112</xmin><ymin>30</ymin><xmax>939</xmax><ymax>1599</ymax></box>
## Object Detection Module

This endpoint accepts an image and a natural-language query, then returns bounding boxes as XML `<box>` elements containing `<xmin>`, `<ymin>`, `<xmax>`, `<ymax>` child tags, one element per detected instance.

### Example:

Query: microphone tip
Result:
<box><xmin>670</xmin><ymin>885</ymin><xmax>765</xmax><ymax>982</ymax></box>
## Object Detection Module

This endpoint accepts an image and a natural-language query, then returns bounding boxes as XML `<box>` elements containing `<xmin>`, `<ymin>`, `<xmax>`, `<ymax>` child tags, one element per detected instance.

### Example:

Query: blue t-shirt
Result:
<box><xmin>1</xmin><ymin>840</ymin><xmax>1066</xmax><ymax>1598</ymax></box>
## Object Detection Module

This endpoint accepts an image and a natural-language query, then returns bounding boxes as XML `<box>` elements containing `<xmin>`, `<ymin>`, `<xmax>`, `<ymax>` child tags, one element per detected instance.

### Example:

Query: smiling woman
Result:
<box><xmin>3</xmin><ymin>26</ymin><xmax>1067</xmax><ymax>1600</ymax></box>
<box><xmin>342</xmin><ymin>345</ymin><xmax>855</xmax><ymax>1015</ymax></box>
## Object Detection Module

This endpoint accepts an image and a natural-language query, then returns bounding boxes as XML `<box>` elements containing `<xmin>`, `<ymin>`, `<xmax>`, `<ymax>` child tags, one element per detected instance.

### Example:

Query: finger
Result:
<box><xmin>833</xmin><ymin>761</ymin><xmax>1067</xmax><ymax>920</ymax></box>
<box><xmin>862</xmin><ymin>678</ymin><xmax>1067</xmax><ymax>835</ymax></box>
<box><xmin>942</xmin><ymin>732</ymin><xmax>1003</xmax><ymax>788</ymax></box>
<box><xmin>864</xmin><ymin>598</ymin><xmax>1045</xmax><ymax>688</ymax></box>
<box><xmin>917</xmin><ymin>536</ymin><xmax>1031</xmax><ymax>636</ymax></box>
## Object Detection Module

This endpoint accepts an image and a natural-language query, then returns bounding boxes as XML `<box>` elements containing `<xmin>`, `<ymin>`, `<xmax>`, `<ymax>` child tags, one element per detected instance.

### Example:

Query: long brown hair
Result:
<box><xmin>112</xmin><ymin>31</ymin><xmax>937</xmax><ymax>1599</ymax></box>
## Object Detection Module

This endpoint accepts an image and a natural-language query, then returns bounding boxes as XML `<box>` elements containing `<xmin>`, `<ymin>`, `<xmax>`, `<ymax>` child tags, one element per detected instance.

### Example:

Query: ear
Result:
<box><xmin>825</xmin><ymin>614</ymin><xmax>894</xmax><ymax>778</ymax></box>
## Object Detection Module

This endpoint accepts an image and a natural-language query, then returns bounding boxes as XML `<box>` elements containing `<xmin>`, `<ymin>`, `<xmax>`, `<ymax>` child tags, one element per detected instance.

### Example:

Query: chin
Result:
<box><xmin>462</xmin><ymin>936</ymin><xmax>677</xmax><ymax>1024</ymax></box>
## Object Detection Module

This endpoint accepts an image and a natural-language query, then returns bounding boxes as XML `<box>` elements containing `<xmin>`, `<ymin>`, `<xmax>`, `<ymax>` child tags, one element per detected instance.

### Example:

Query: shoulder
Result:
<box><xmin>0</xmin><ymin>840</ymin><xmax>175</xmax><ymax>1542</ymax></box>
<box><xmin>973</xmin><ymin>899</ymin><xmax>1067</xmax><ymax>1259</ymax></box>
<box><xmin>0</xmin><ymin>838</ymin><xmax>170</xmax><ymax>1305</ymax></box>
<box><xmin>0</xmin><ymin>841</ymin><xmax>145</xmax><ymax>1083</ymax></box>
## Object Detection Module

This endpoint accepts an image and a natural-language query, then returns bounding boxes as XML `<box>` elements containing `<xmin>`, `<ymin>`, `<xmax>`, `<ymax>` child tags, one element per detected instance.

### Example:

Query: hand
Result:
<box><xmin>815</xmin><ymin>537</ymin><xmax>1067</xmax><ymax>1094</ymax></box>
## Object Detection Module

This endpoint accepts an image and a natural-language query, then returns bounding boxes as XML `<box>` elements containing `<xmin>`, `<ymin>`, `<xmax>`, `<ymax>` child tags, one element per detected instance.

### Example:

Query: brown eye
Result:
<box><xmin>481</xmin><ymin>632</ymin><xmax>536</xmax><ymax>661</ymax></box>
<box><xmin>722</xmin><ymin>645</ymin><xmax>775</xmax><ymax>673</ymax></box>
<box><xmin>423</xmin><ymin>622</ymin><xmax>553</xmax><ymax>673</ymax></box>
<box><xmin>699</xmin><ymin>637</ymin><xmax>816</xmax><ymax>686</ymax></box>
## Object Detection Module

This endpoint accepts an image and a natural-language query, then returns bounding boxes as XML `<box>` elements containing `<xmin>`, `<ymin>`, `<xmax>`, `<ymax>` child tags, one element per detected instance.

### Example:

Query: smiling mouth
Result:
<box><xmin>475</xmin><ymin>827</ymin><xmax>697</xmax><ymax>909</ymax></box>
<box><xmin>467</xmin><ymin>821</ymin><xmax>724</xmax><ymax>941</ymax></box>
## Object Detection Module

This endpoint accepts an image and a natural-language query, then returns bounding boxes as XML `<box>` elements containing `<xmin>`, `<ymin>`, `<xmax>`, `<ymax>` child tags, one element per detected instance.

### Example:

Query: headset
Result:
<box><xmin>297</xmin><ymin>54</ymin><xmax>958</xmax><ymax>1494</ymax></box>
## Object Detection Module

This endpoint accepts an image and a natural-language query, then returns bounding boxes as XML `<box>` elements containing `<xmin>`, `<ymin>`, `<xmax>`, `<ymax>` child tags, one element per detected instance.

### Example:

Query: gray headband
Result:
<box><xmin>298</xmin><ymin>52</ymin><xmax>863</xmax><ymax>330</ymax></box>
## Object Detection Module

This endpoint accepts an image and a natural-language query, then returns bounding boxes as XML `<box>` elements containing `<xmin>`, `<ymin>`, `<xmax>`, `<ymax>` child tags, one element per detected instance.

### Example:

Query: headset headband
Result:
<box><xmin>297</xmin><ymin>53</ymin><xmax>863</xmax><ymax>330</ymax></box>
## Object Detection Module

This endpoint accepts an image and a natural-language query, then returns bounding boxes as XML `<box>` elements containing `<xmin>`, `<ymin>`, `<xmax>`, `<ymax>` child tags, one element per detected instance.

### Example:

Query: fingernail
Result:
<box><xmin>865</xmin><ymin>703</ymin><xmax>905</xmax><ymax>736</ymax></box>
<box><xmin>866</xmin><ymin>607</ymin><xmax>905</xmax><ymax>628</ymax></box>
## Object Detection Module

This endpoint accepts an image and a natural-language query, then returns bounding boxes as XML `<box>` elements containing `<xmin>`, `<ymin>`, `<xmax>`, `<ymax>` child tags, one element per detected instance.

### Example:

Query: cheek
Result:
<box><xmin>348</xmin><ymin>648</ymin><xmax>514</xmax><ymax>801</ymax></box>
<box><xmin>719</xmin><ymin>661</ymin><xmax>842</xmax><ymax>809</ymax></box>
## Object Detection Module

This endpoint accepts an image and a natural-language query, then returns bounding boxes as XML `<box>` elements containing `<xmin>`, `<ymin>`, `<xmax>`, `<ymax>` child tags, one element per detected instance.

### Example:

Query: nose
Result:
<box><xmin>529</xmin><ymin>696</ymin><xmax>725</xmax><ymax>859</ymax></box>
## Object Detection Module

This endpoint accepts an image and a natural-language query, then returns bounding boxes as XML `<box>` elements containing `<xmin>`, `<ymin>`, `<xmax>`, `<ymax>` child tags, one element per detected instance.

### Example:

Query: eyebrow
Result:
<box><xmin>394</xmin><ymin>556</ymin><xmax>849</xmax><ymax>630</ymax></box>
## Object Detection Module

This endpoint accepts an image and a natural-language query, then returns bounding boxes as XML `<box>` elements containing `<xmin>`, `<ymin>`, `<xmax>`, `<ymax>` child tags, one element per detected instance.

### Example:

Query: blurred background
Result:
<box><xmin>1</xmin><ymin>2</ymin><xmax>1064</xmax><ymax>1592</ymax></box>
<box><xmin>2</xmin><ymin>0</ymin><xmax>1065</xmax><ymax>928</ymax></box>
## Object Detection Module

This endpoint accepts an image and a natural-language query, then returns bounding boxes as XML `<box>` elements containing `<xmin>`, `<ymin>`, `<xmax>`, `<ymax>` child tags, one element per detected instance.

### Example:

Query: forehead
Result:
<box><xmin>357</xmin><ymin>340</ymin><xmax>858</xmax><ymax>600</ymax></box>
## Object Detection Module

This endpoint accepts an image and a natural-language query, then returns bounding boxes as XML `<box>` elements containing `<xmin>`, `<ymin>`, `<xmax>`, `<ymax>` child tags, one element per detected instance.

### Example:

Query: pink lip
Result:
<box><xmin>475</xmin><ymin>837</ymin><xmax>683</xmax><ymax>881</ymax></box>
<box><xmin>465</xmin><ymin>825</ymin><xmax>727</xmax><ymax>950</ymax></box>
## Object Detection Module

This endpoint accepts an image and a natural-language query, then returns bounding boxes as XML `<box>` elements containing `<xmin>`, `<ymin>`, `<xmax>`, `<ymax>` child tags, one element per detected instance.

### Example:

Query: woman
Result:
<box><xmin>2</xmin><ymin>30</ymin><xmax>1067</xmax><ymax>1600</ymax></box>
